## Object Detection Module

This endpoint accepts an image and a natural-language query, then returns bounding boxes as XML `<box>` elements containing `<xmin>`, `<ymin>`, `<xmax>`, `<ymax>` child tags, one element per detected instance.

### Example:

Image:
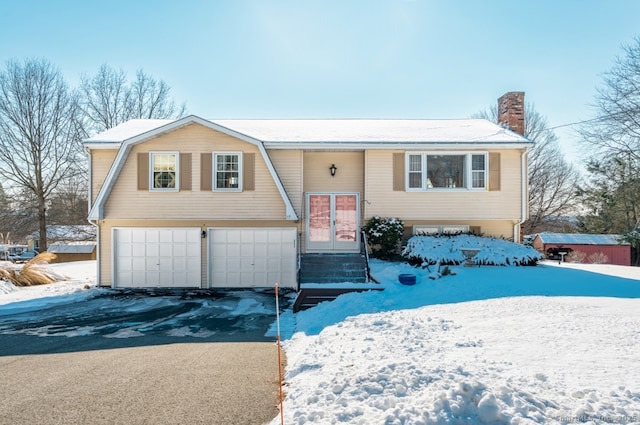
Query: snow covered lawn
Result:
<box><xmin>1</xmin><ymin>257</ymin><xmax>640</xmax><ymax>423</ymax></box>
<box><xmin>0</xmin><ymin>260</ymin><xmax>99</xmax><ymax>313</ymax></box>
<box><xmin>276</xmin><ymin>261</ymin><xmax>640</xmax><ymax>424</ymax></box>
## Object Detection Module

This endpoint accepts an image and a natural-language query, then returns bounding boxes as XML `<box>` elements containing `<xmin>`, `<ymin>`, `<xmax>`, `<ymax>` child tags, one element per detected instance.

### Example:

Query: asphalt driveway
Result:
<box><xmin>0</xmin><ymin>289</ymin><xmax>293</xmax><ymax>425</ymax></box>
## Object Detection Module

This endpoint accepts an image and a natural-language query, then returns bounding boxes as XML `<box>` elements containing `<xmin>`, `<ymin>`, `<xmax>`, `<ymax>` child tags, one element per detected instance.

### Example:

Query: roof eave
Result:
<box><xmin>84</xmin><ymin>142</ymin><xmax>124</xmax><ymax>150</ymax></box>
<box><xmin>263</xmin><ymin>141</ymin><xmax>535</xmax><ymax>150</ymax></box>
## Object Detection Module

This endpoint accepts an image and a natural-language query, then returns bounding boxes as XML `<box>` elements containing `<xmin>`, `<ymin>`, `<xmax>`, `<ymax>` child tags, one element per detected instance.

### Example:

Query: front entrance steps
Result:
<box><xmin>299</xmin><ymin>253</ymin><xmax>368</xmax><ymax>284</ymax></box>
<box><xmin>293</xmin><ymin>253</ymin><xmax>382</xmax><ymax>312</ymax></box>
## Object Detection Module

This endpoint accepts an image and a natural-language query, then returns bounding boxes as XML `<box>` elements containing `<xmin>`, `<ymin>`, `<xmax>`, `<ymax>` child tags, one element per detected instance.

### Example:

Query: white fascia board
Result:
<box><xmin>84</xmin><ymin>142</ymin><xmax>124</xmax><ymax>150</ymax></box>
<box><xmin>88</xmin><ymin>115</ymin><xmax>299</xmax><ymax>221</ymax></box>
<box><xmin>262</xmin><ymin>141</ymin><xmax>535</xmax><ymax>150</ymax></box>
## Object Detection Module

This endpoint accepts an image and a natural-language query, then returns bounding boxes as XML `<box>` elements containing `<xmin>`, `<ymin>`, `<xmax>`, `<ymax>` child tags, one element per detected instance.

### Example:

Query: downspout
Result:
<box><xmin>514</xmin><ymin>148</ymin><xmax>529</xmax><ymax>243</ymax></box>
<box><xmin>84</xmin><ymin>145</ymin><xmax>100</xmax><ymax>287</ymax></box>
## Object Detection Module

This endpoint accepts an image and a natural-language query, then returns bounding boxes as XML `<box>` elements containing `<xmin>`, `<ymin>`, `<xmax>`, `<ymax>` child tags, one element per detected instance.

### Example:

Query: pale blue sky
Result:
<box><xmin>1</xmin><ymin>0</ymin><xmax>639</xmax><ymax>163</ymax></box>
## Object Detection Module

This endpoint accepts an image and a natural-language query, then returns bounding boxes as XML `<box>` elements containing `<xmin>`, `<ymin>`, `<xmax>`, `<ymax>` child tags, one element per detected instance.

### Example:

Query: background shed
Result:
<box><xmin>47</xmin><ymin>242</ymin><xmax>97</xmax><ymax>263</ymax></box>
<box><xmin>532</xmin><ymin>233</ymin><xmax>631</xmax><ymax>266</ymax></box>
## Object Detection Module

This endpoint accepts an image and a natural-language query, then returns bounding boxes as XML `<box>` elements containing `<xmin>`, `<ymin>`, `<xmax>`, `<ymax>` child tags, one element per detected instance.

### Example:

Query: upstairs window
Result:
<box><xmin>150</xmin><ymin>152</ymin><xmax>178</xmax><ymax>191</ymax></box>
<box><xmin>214</xmin><ymin>152</ymin><xmax>242</xmax><ymax>191</ymax></box>
<box><xmin>406</xmin><ymin>153</ymin><xmax>487</xmax><ymax>190</ymax></box>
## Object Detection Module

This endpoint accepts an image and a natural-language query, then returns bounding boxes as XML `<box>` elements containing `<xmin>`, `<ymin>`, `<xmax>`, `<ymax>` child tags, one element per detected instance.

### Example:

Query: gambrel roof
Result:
<box><xmin>85</xmin><ymin>115</ymin><xmax>298</xmax><ymax>221</ymax></box>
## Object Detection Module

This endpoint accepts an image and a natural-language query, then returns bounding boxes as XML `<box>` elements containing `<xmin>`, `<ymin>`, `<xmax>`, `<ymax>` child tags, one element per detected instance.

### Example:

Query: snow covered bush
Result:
<box><xmin>363</xmin><ymin>216</ymin><xmax>405</xmax><ymax>260</ymax></box>
<box><xmin>402</xmin><ymin>233</ymin><xmax>544</xmax><ymax>267</ymax></box>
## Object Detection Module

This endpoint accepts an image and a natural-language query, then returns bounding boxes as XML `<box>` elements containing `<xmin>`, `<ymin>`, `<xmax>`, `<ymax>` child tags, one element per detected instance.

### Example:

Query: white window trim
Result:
<box><xmin>149</xmin><ymin>151</ymin><xmax>179</xmax><ymax>192</ymax></box>
<box><xmin>213</xmin><ymin>152</ymin><xmax>243</xmax><ymax>192</ymax></box>
<box><xmin>413</xmin><ymin>224</ymin><xmax>470</xmax><ymax>235</ymax></box>
<box><xmin>405</xmin><ymin>152</ymin><xmax>488</xmax><ymax>191</ymax></box>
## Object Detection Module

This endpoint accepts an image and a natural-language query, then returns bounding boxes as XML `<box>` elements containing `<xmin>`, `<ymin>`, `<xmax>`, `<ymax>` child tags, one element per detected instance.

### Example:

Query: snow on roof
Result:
<box><xmin>213</xmin><ymin>119</ymin><xmax>529</xmax><ymax>143</ymax></box>
<box><xmin>84</xmin><ymin>119</ymin><xmax>173</xmax><ymax>143</ymax></box>
<box><xmin>84</xmin><ymin>117</ymin><xmax>531</xmax><ymax>145</ymax></box>
<box><xmin>47</xmin><ymin>242</ymin><xmax>96</xmax><ymax>254</ymax></box>
<box><xmin>536</xmin><ymin>232</ymin><xmax>629</xmax><ymax>245</ymax></box>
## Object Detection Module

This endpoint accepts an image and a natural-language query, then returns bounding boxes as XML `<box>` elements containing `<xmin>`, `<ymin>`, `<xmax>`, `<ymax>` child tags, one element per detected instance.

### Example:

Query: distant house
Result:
<box><xmin>28</xmin><ymin>225</ymin><xmax>97</xmax><ymax>252</ymax></box>
<box><xmin>532</xmin><ymin>232</ymin><xmax>631</xmax><ymax>266</ymax></box>
<box><xmin>47</xmin><ymin>241</ymin><xmax>97</xmax><ymax>263</ymax></box>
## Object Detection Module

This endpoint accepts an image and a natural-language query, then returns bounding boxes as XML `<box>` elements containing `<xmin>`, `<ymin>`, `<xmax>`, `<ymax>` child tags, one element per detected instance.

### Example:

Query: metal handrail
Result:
<box><xmin>296</xmin><ymin>231</ymin><xmax>302</xmax><ymax>291</ymax></box>
<box><xmin>361</xmin><ymin>230</ymin><xmax>371</xmax><ymax>282</ymax></box>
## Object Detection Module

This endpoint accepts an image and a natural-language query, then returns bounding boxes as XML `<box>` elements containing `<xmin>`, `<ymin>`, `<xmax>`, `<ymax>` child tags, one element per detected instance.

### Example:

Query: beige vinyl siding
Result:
<box><xmin>299</xmin><ymin>151</ymin><xmax>364</xmax><ymax>252</ymax></box>
<box><xmin>96</xmin><ymin>219</ymin><xmax>295</xmax><ymax>287</ymax></box>
<box><xmin>90</xmin><ymin>149</ymin><xmax>118</xmax><ymax>204</ymax></box>
<box><xmin>401</xmin><ymin>220</ymin><xmax>518</xmax><ymax>240</ymax></box>
<box><xmin>102</xmin><ymin>124</ymin><xmax>287</xmax><ymax>220</ymax></box>
<box><xmin>365</xmin><ymin>150</ymin><xmax>524</xmax><ymax>222</ymax></box>
<box><xmin>303</xmin><ymin>151</ymin><xmax>364</xmax><ymax>194</ymax></box>
<box><xmin>268</xmin><ymin>149</ymin><xmax>303</xmax><ymax>217</ymax></box>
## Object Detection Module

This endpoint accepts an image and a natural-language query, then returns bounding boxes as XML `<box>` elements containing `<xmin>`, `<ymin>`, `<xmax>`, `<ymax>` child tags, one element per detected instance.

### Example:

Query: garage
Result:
<box><xmin>209</xmin><ymin>228</ymin><xmax>297</xmax><ymax>289</ymax></box>
<box><xmin>113</xmin><ymin>227</ymin><xmax>202</xmax><ymax>288</ymax></box>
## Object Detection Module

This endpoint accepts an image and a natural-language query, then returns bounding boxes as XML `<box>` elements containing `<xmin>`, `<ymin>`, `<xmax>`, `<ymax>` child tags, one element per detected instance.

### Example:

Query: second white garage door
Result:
<box><xmin>208</xmin><ymin>228</ymin><xmax>297</xmax><ymax>289</ymax></box>
<box><xmin>113</xmin><ymin>227</ymin><xmax>201</xmax><ymax>288</ymax></box>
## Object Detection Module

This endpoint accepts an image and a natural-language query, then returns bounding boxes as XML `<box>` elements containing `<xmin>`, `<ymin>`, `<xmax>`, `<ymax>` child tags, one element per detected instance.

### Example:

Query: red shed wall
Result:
<box><xmin>543</xmin><ymin>243</ymin><xmax>631</xmax><ymax>266</ymax></box>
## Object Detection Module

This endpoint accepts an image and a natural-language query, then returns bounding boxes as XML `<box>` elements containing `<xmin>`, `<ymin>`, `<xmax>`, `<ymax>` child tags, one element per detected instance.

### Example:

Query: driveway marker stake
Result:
<box><xmin>275</xmin><ymin>283</ymin><xmax>284</xmax><ymax>425</ymax></box>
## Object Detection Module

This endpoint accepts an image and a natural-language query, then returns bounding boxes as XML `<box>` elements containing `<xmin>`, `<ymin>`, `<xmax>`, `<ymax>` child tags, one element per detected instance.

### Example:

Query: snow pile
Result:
<box><xmin>275</xmin><ymin>259</ymin><xmax>640</xmax><ymax>424</ymax></box>
<box><xmin>282</xmin><ymin>297</ymin><xmax>640</xmax><ymax>424</ymax></box>
<box><xmin>403</xmin><ymin>234</ymin><xmax>544</xmax><ymax>266</ymax></box>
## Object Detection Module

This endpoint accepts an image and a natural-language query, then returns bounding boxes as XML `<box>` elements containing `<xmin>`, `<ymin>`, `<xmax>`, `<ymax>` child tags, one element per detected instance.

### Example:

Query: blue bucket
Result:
<box><xmin>398</xmin><ymin>274</ymin><xmax>417</xmax><ymax>286</ymax></box>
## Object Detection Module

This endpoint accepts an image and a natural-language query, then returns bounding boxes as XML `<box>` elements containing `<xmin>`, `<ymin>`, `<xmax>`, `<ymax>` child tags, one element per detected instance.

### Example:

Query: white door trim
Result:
<box><xmin>306</xmin><ymin>192</ymin><xmax>360</xmax><ymax>253</ymax></box>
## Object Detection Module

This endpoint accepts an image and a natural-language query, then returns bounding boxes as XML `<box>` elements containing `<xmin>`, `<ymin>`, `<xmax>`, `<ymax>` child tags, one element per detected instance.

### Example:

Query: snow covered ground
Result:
<box><xmin>276</xmin><ymin>260</ymin><xmax>640</xmax><ymax>425</ymax></box>
<box><xmin>0</xmin><ymin>260</ymin><xmax>100</xmax><ymax>313</ymax></box>
<box><xmin>2</xmin><ymin>257</ymin><xmax>640</xmax><ymax>424</ymax></box>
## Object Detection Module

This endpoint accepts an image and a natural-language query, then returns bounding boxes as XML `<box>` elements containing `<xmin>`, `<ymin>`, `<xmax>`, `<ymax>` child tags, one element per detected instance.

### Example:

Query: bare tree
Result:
<box><xmin>47</xmin><ymin>174</ymin><xmax>89</xmax><ymax>226</ymax></box>
<box><xmin>80</xmin><ymin>65</ymin><xmax>187</xmax><ymax>134</ymax></box>
<box><xmin>129</xmin><ymin>69</ymin><xmax>187</xmax><ymax>119</ymax></box>
<box><xmin>475</xmin><ymin>103</ymin><xmax>581</xmax><ymax>234</ymax></box>
<box><xmin>77</xmin><ymin>64</ymin><xmax>131</xmax><ymax>132</ymax></box>
<box><xmin>580</xmin><ymin>36</ymin><xmax>640</xmax><ymax>160</ymax></box>
<box><xmin>577</xmin><ymin>35</ymin><xmax>640</xmax><ymax>265</ymax></box>
<box><xmin>0</xmin><ymin>58</ymin><xmax>84</xmax><ymax>251</ymax></box>
<box><xmin>0</xmin><ymin>182</ymin><xmax>11</xmax><ymax>240</ymax></box>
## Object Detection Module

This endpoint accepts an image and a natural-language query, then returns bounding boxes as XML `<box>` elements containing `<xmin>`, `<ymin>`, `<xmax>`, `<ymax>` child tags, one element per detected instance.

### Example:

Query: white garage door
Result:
<box><xmin>113</xmin><ymin>228</ymin><xmax>201</xmax><ymax>288</ymax></box>
<box><xmin>209</xmin><ymin>228</ymin><xmax>297</xmax><ymax>289</ymax></box>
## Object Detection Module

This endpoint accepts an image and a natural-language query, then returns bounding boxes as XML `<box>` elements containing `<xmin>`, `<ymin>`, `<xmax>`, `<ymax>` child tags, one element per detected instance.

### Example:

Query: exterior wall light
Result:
<box><xmin>329</xmin><ymin>164</ymin><xmax>337</xmax><ymax>177</ymax></box>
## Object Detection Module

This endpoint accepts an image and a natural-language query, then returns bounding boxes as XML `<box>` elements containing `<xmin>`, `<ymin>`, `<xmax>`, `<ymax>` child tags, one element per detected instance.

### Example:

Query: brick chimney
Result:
<box><xmin>497</xmin><ymin>91</ymin><xmax>525</xmax><ymax>136</ymax></box>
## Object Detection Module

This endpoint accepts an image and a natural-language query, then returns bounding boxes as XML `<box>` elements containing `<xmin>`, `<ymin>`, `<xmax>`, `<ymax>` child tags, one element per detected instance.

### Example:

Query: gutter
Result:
<box><xmin>263</xmin><ymin>141</ymin><xmax>535</xmax><ymax>150</ymax></box>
